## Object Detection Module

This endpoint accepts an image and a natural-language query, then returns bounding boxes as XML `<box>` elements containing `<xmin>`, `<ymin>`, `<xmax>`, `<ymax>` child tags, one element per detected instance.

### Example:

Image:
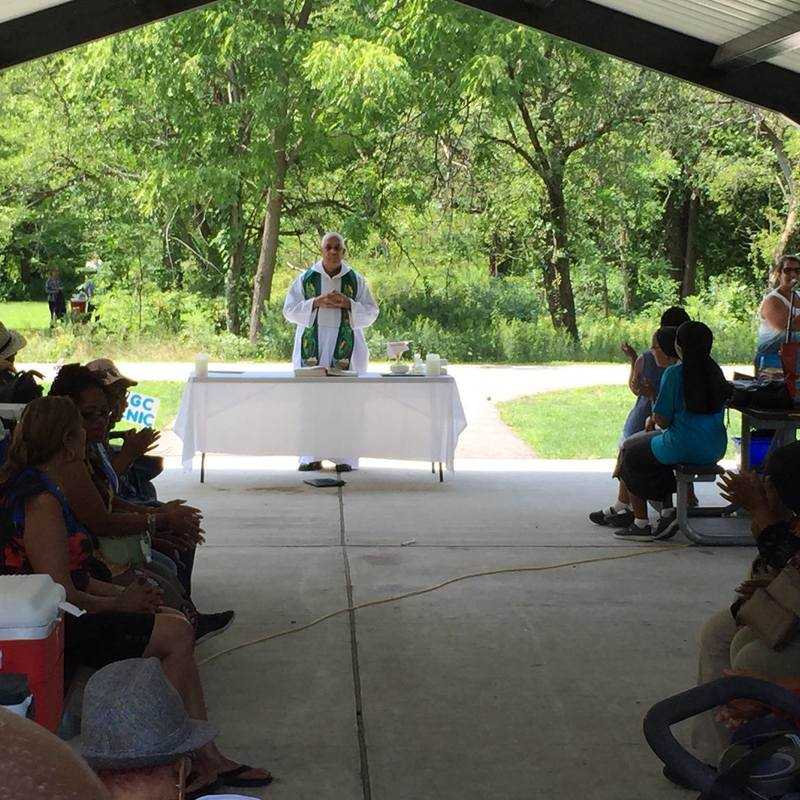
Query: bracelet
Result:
<box><xmin>146</xmin><ymin>514</ymin><xmax>157</xmax><ymax>538</ymax></box>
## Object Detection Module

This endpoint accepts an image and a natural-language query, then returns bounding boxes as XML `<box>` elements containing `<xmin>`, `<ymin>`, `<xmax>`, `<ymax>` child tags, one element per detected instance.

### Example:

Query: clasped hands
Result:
<box><xmin>313</xmin><ymin>291</ymin><xmax>351</xmax><ymax>310</ymax></box>
<box><xmin>158</xmin><ymin>499</ymin><xmax>205</xmax><ymax>550</ymax></box>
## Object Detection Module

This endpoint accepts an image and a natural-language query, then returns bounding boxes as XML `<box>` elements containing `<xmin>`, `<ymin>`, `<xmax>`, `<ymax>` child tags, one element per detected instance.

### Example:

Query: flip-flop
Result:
<box><xmin>217</xmin><ymin>764</ymin><xmax>274</xmax><ymax>787</ymax></box>
<box><xmin>186</xmin><ymin>778</ymin><xmax>221</xmax><ymax>800</ymax></box>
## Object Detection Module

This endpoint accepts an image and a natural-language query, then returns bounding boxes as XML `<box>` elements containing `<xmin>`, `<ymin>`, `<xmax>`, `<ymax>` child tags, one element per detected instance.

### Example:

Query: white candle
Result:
<box><xmin>195</xmin><ymin>352</ymin><xmax>209</xmax><ymax>379</ymax></box>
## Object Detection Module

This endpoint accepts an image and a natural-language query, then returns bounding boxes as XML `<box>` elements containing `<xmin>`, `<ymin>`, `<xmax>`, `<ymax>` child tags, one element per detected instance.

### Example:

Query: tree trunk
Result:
<box><xmin>225</xmin><ymin>187</ymin><xmax>244</xmax><ymax>335</ymax></box>
<box><xmin>681</xmin><ymin>188</ymin><xmax>699</xmax><ymax>299</ymax></box>
<box><xmin>618</xmin><ymin>226</ymin><xmax>636</xmax><ymax>313</ymax></box>
<box><xmin>776</xmin><ymin>199</ymin><xmax>800</xmax><ymax>266</ymax></box>
<box><xmin>664</xmin><ymin>185</ymin><xmax>687</xmax><ymax>287</ymax></box>
<box><xmin>759</xmin><ymin>117</ymin><xmax>800</xmax><ymax>267</ymax></box>
<box><xmin>248</xmin><ymin>127</ymin><xmax>288</xmax><ymax>343</ymax></box>
<box><xmin>543</xmin><ymin>174</ymin><xmax>579</xmax><ymax>341</ymax></box>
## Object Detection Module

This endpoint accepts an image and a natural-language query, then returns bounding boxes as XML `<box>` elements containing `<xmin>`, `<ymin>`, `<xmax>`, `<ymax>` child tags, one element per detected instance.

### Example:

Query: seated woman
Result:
<box><xmin>614</xmin><ymin>321</ymin><xmax>729</xmax><ymax>542</ymax></box>
<box><xmin>757</xmin><ymin>254</ymin><xmax>800</xmax><ymax>361</ymax></box>
<box><xmin>0</xmin><ymin>396</ymin><xmax>271</xmax><ymax>794</ymax></box>
<box><xmin>590</xmin><ymin>324</ymin><xmax>681</xmax><ymax>527</ymax></box>
<box><xmin>48</xmin><ymin>364</ymin><xmax>233</xmax><ymax>642</ymax></box>
<box><xmin>0</xmin><ymin>321</ymin><xmax>43</xmax><ymax>405</ymax></box>
<box><xmin>684</xmin><ymin>443</ymin><xmax>800</xmax><ymax>770</ymax></box>
<box><xmin>86</xmin><ymin>358</ymin><xmax>163</xmax><ymax>505</ymax></box>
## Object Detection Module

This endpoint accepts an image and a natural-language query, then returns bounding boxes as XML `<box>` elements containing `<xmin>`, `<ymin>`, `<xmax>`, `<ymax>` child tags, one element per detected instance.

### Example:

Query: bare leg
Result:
<box><xmin>627</xmin><ymin>489</ymin><xmax>648</xmax><ymax>521</ymax></box>
<box><xmin>618</xmin><ymin>483</ymin><xmax>630</xmax><ymax>504</ymax></box>
<box><xmin>143</xmin><ymin>613</ymin><xmax>270</xmax><ymax>784</ymax></box>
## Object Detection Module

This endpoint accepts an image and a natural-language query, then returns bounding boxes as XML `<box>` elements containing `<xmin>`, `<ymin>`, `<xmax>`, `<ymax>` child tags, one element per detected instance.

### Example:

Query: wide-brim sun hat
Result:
<box><xmin>85</xmin><ymin>357</ymin><xmax>137</xmax><ymax>388</ymax></box>
<box><xmin>0</xmin><ymin>323</ymin><xmax>26</xmax><ymax>361</ymax></box>
<box><xmin>81</xmin><ymin>658</ymin><xmax>218</xmax><ymax>770</ymax></box>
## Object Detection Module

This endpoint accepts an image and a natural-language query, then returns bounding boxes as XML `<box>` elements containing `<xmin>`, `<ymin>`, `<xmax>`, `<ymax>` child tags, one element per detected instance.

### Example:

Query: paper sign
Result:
<box><xmin>123</xmin><ymin>393</ymin><xmax>160</xmax><ymax>428</ymax></box>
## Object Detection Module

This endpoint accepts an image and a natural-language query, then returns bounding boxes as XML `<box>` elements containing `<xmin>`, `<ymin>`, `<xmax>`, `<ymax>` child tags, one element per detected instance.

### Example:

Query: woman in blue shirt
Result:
<box><xmin>615</xmin><ymin>321</ymin><xmax>729</xmax><ymax>542</ymax></box>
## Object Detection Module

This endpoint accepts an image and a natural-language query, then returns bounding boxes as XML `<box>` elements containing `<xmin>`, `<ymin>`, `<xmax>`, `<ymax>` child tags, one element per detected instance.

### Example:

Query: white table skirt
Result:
<box><xmin>174</xmin><ymin>371</ymin><xmax>467</xmax><ymax>471</ymax></box>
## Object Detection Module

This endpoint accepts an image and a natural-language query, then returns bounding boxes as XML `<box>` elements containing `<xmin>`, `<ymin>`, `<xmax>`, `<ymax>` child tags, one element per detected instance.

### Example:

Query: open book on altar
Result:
<box><xmin>294</xmin><ymin>366</ymin><xmax>358</xmax><ymax>378</ymax></box>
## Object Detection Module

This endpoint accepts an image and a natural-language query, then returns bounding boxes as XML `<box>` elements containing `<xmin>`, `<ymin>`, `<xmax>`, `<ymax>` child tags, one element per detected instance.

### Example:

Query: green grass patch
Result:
<box><xmin>0</xmin><ymin>301</ymin><xmax>51</xmax><ymax>331</ymax></box>
<box><xmin>498</xmin><ymin>385</ymin><xmax>742</xmax><ymax>459</ymax></box>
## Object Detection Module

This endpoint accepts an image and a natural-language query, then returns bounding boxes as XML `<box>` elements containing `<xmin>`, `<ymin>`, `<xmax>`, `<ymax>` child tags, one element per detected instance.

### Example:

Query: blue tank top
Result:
<box><xmin>621</xmin><ymin>350</ymin><xmax>664</xmax><ymax>440</ymax></box>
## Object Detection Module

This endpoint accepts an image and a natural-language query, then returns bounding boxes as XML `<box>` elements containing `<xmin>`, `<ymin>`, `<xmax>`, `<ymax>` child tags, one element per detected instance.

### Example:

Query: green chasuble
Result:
<box><xmin>300</xmin><ymin>267</ymin><xmax>359</xmax><ymax>364</ymax></box>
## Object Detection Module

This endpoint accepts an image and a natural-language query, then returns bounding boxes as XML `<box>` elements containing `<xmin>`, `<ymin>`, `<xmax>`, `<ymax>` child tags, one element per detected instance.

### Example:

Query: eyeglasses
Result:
<box><xmin>81</xmin><ymin>408</ymin><xmax>111</xmax><ymax>422</ymax></box>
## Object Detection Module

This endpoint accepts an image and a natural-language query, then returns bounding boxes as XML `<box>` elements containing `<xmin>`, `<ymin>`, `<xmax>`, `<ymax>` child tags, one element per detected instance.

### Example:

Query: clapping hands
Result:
<box><xmin>121</xmin><ymin>427</ymin><xmax>161</xmax><ymax>458</ymax></box>
<box><xmin>717</xmin><ymin>470</ymin><xmax>770</xmax><ymax>514</ymax></box>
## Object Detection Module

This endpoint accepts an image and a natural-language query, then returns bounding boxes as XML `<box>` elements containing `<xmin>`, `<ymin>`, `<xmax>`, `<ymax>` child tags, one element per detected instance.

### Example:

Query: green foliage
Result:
<box><xmin>0</xmin><ymin>0</ymin><xmax>797</xmax><ymax>358</ymax></box>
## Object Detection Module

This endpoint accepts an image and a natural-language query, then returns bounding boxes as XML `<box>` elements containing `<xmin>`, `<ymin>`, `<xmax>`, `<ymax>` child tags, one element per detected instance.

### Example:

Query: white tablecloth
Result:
<box><xmin>174</xmin><ymin>371</ymin><xmax>467</xmax><ymax>471</ymax></box>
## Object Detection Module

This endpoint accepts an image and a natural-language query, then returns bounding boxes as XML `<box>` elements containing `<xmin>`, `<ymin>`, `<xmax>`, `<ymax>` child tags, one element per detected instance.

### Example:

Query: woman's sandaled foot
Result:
<box><xmin>218</xmin><ymin>763</ymin><xmax>273</xmax><ymax>787</ymax></box>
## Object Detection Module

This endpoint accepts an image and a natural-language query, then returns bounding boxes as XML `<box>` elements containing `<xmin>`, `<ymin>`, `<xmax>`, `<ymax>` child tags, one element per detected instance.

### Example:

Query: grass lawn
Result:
<box><xmin>0</xmin><ymin>301</ymin><xmax>51</xmax><ymax>330</ymax></box>
<box><xmin>498</xmin><ymin>385</ymin><xmax>742</xmax><ymax>460</ymax></box>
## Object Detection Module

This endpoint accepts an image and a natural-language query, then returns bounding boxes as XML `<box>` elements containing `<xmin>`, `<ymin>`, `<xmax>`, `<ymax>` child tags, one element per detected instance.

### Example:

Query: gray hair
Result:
<box><xmin>321</xmin><ymin>231</ymin><xmax>345</xmax><ymax>249</ymax></box>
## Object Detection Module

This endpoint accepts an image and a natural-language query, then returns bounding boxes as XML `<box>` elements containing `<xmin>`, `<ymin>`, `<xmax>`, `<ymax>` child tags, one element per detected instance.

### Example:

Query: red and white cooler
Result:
<box><xmin>0</xmin><ymin>575</ymin><xmax>66</xmax><ymax>732</ymax></box>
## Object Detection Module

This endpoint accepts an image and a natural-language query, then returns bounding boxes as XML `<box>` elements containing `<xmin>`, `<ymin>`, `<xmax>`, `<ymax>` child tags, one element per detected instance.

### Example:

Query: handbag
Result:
<box><xmin>97</xmin><ymin>530</ymin><xmax>152</xmax><ymax>568</ymax></box>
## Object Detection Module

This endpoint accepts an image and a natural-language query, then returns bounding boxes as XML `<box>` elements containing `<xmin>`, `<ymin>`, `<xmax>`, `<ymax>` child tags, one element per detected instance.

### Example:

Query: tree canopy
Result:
<box><xmin>1</xmin><ymin>0</ymin><xmax>798</xmax><ymax>355</ymax></box>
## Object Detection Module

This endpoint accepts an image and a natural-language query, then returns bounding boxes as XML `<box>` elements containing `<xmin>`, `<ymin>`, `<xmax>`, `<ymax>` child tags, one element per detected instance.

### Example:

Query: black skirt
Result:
<box><xmin>64</xmin><ymin>611</ymin><xmax>155</xmax><ymax>681</ymax></box>
<box><xmin>617</xmin><ymin>434</ymin><xmax>676</xmax><ymax>502</ymax></box>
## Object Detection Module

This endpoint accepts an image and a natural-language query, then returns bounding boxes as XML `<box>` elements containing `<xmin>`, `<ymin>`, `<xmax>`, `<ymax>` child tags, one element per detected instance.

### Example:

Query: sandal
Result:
<box><xmin>186</xmin><ymin>777</ymin><xmax>220</xmax><ymax>800</ymax></box>
<box><xmin>217</xmin><ymin>764</ymin><xmax>274</xmax><ymax>788</ymax></box>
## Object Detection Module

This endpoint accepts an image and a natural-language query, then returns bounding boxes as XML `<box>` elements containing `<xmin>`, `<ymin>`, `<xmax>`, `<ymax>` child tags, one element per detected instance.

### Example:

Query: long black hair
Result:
<box><xmin>676</xmin><ymin>321</ymin><xmax>730</xmax><ymax>414</ymax></box>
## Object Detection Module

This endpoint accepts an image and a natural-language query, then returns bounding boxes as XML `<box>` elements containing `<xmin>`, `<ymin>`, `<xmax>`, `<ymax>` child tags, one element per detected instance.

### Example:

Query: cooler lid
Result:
<box><xmin>0</xmin><ymin>575</ymin><xmax>66</xmax><ymax>631</ymax></box>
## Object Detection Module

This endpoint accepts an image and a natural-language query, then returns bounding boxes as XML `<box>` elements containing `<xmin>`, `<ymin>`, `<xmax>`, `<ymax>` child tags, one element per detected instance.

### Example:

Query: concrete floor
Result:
<box><xmin>159</xmin><ymin>457</ymin><xmax>756</xmax><ymax>800</ymax></box>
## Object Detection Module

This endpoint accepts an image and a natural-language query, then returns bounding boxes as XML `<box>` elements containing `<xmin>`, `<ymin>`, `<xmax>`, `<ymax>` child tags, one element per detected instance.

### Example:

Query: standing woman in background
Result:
<box><xmin>45</xmin><ymin>266</ymin><xmax>67</xmax><ymax>322</ymax></box>
<box><xmin>757</xmin><ymin>254</ymin><xmax>800</xmax><ymax>360</ymax></box>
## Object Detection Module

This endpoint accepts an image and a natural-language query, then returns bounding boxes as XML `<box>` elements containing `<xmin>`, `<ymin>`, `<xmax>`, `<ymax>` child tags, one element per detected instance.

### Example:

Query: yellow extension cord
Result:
<box><xmin>198</xmin><ymin>542</ymin><xmax>691</xmax><ymax>667</ymax></box>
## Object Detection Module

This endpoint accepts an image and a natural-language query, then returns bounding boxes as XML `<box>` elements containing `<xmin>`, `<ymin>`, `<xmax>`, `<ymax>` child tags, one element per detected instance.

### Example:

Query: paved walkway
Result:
<box><xmin>22</xmin><ymin>360</ymin><xmax>632</xmax><ymax>459</ymax></box>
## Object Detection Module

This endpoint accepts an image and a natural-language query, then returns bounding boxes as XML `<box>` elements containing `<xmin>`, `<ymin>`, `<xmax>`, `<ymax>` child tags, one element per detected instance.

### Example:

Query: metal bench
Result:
<box><xmin>674</xmin><ymin>463</ymin><xmax>753</xmax><ymax>546</ymax></box>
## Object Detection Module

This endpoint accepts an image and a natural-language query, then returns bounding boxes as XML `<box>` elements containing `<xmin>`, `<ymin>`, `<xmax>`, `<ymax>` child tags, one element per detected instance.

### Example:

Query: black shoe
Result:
<box><xmin>589</xmin><ymin>508</ymin><xmax>634</xmax><ymax>528</ymax></box>
<box><xmin>653</xmin><ymin>511</ymin><xmax>680</xmax><ymax>541</ymax></box>
<box><xmin>335</xmin><ymin>464</ymin><xmax>352</xmax><ymax>473</ymax></box>
<box><xmin>613</xmin><ymin>522</ymin><xmax>655</xmax><ymax>542</ymax></box>
<box><xmin>298</xmin><ymin>461</ymin><xmax>323</xmax><ymax>472</ymax></box>
<box><xmin>195</xmin><ymin>610</ymin><xmax>235</xmax><ymax>644</ymax></box>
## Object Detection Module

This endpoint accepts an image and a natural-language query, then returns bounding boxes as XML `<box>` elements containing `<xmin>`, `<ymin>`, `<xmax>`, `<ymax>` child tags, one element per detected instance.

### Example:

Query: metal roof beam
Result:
<box><xmin>712</xmin><ymin>11</ymin><xmax>800</xmax><ymax>71</ymax></box>
<box><xmin>0</xmin><ymin>0</ymin><xmax>220</xmax><ymax>72</ymax></box>
<box><xmin>455</xmin><ymin>0</ymin><xmax>800</xmax><ymax>124</ymax></box>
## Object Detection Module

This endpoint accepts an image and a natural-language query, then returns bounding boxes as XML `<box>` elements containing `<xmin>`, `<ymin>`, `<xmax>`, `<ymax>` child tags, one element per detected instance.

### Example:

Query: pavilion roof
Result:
<box><xmin>3</xmin><ymin>0</ymin><xmax>800</xmax><ymax>121</ymax></box>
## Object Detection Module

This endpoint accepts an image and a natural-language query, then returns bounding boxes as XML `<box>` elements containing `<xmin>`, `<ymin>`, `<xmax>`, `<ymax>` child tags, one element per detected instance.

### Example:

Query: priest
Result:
<box><xmin>283</xmin><ymin>231</ymin><xmax>379</xmax><ymax>472</ymax></box>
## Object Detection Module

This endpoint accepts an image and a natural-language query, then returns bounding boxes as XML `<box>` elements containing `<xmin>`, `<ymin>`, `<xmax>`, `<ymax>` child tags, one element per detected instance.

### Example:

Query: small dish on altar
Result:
<box><xmin>390</xmin><ymin>363</ymin><xmax>410</xmax><ymax>375</ymax></box>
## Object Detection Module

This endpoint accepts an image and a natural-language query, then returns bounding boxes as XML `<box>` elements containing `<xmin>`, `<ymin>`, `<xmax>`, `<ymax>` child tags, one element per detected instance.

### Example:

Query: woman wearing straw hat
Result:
<box><xmin>0</xmin><ymin>321</ymin><xmax>43</xmax><ymax>404</ymax></box>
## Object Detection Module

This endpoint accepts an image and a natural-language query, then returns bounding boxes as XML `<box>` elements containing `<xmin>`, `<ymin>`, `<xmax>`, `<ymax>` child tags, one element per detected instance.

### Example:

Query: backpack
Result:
<box><xmin>0</xmin><ymin>371</ymin><xmax>42</xmax><ymax>404</ymax></box>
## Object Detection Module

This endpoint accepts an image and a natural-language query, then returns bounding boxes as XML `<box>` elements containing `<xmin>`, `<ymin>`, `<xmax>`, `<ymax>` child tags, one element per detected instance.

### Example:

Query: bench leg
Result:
<box><xmin>200</xmin><ymin>452</ymin><xmax>206</xmax><ymax>484</ymax></box>
<box><xmin>439</xmin><ymin>462</ymin><xmax>444</xmax><ymax>483</ymax></box>
<box><xmin>676</xmin><ymin>479</ymin><xmax>752</xmax><ymax>546</ymax></box>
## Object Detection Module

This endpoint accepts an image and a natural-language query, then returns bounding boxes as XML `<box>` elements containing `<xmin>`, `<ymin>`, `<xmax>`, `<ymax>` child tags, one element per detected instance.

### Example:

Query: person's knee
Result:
<box><xmin>699</xmin><ymin>608</ymin><xmax>735</xmax><ymax>651</ymax></box>
<box><xmin>156</xmin><ymin>613</ymin><xmax>195</xmax><ymax>655</ymax></box>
